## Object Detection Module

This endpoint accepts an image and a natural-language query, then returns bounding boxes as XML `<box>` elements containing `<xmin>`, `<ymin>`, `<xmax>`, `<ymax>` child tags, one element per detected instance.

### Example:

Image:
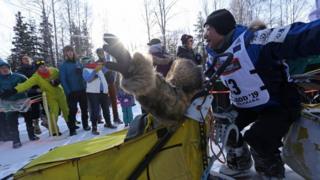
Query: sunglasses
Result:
<box><xmin>36</xmin><ymin>60</ymin><xmax>45</xmax><ymax>65</ymax></box>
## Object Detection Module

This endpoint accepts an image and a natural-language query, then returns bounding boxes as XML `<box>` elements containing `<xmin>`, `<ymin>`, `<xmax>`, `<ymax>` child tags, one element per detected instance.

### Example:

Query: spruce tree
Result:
<box><xmin>28</xmin><ymin>20</ymin><xmax>42</xmax><ymax>59</ymax></box>
<box><xmin>194</xmin><ymin>12</ymin><xmax>205</xmax><ymax>46</ymax></box>
<box><xmin>39</xmin><ymin>7</ymin><xmax>54</xmax><ymax>66</ymax></box>
<box><xmin>70</xmin><ymin>21</ymin><xmax>82</xmax><ymax>56</ymax></box>
<box><xmin>193</xmin><ymin>12</ymin><xmax>206</xmax><ymax>60</ymax></box>
<box><xmin>81</xmin><ymin>20</ymin><xmax>92</xmax><ymax>56</ymax></box>
<box><xmin>11</xmin><ymin>11</ymin><xmax>32</xmax><ymax>70</ymax></box>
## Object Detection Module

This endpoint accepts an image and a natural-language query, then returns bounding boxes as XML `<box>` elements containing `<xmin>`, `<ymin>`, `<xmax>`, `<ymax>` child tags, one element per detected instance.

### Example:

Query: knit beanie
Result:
<box><xmin>147</xmin><ymin>38</ymin><xmax>161</xmax><ymax>46</ymax></box>
<box><xmin>0</xmin><ymin>58</ymin><xmax>10</xmax><ymax>69</ymax></box>
<box><xmin>181</xmin><ymin>34</ymin><xmax>193</xmax><ymax>45</ymax></box>
<box><xmin>204</xmin><ymin>9</ymin><xmax>236</xmax><ymax>35</ymax></box>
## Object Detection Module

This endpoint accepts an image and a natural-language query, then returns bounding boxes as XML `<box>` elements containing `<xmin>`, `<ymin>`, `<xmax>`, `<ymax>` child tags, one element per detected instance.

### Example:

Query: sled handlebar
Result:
<box><xmin>192</xmin><ymin>52</ymin><xmax>234</xmax><ymax>101</ymax></box>
<box><xmin>206</xmin><ymin>52</ymin><xmax>234</xmax><ymax>83</ymax></box>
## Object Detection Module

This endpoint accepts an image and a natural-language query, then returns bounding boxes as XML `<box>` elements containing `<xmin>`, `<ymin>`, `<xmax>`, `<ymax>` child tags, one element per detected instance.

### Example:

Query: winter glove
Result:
<box><xmin>50</xmin><ymin>79</ymin><xmax>60</xmax><ymax>87</ymax></box>
<box><xmin>103</xmin><ymin>33</ymin><xmax>132</xmax><ymax>78</ymax></box>
<box><xmin>0</xmin><ymin>88</ymin><xmax>18</xmax><ymax>98</ymax></box>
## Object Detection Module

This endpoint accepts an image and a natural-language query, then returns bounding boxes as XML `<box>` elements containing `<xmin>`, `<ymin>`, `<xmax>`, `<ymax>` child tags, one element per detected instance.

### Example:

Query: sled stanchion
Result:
<box><xmin>128</xmin><ymin>128</ymin><xmax>174</xmax><ymax>180</ymax></box>
<box><xmin>42</xmin><ymin>92</ymin><xmax>59</xmax><ymax>136</ymax></box>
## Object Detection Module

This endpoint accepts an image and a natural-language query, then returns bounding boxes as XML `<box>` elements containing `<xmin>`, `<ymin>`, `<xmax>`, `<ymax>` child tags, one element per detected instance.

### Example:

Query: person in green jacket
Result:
<box><xmin>1</xmin><ymin>60</ymin><xmax>74</xmax><ymax>136</ymax></box>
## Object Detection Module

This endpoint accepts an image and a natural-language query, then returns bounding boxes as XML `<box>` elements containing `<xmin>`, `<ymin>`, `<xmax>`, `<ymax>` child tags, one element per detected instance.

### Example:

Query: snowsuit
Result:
<box><xmin>15</xmin><ymin>67</ymin><xmax>69</xmax><ymax>132</ymax></box>
<box><xmin>16</xmin><ymin>64</ymin><xmax>41</xmax><ymax>120</ymax></box>
<box><xmin>59</xmin><ymin>60</ymin><xmax>89</xmax><ymax>129</ymax></box>
<box><xmin>117</xmin><ymin>89</ymin><xmax>135</xmax><ymax>126</ymax></box>
<box><xmin>206</xmin><ymin>20</ymin><xmax>320</xmax><ymax>159</ymax></box>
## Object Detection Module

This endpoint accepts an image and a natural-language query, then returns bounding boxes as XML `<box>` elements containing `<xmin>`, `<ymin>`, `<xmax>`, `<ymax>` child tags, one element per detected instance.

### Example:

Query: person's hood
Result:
<box><xmin>149</xmin><ymin>43</ymin><xmax>163</xmax><ymax>54</ymax></box>
<box><xmin>0</xmin><ymin>58</ymin><xmax>10</xmax><ymax>68</ymax></box>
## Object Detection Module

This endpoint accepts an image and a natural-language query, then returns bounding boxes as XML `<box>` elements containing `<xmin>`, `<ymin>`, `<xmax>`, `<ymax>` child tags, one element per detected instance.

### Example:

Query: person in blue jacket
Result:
<box><xmin>204</xmin><ymin>9</ymin><xmax>320</xmax><ymax>179</ymax></box>
<box><xmin>0</xmin><ymin>59</ymin><xmax>39</xmax><ymax>148</ymax></box>
<box><xmin>59</xmin><ymin>45</ymin><xmax>90</xmax><ymax>134</ymax></box>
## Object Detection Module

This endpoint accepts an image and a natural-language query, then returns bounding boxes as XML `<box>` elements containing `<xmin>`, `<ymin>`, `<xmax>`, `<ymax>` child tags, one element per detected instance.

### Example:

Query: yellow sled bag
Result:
<box><xmin>14</xmin><ymin>119</ymin><xmax>205</xmax><ymax>180</ymax></box>
<box><xmin>283</xmin><ymin>104</ymin><xmax>320</xmax><ymax>180</ymax></box>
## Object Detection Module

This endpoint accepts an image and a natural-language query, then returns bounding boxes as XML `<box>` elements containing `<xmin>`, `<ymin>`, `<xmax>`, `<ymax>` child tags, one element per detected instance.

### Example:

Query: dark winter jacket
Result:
<box><xmin>177</xmin><ymin>46</ymin><xmax>201</xmax><ymax>65</ymax></box>
<box><xmin>59</xmin><ymin>60</ymin><xmax>86</xmax><ymax>95</ymax></box>
<box><xmin>0</xmin><ymin>72</ymin><xmax>27</xmax><ymax>101</ymax></box>
<box><xmin>151</xmin><ymin>51</ymin><xmax>172</xmax><ymax>77</ymax></box>
<box><xmin>16</xmin><ymin>64</ymin><xmax>40</xmax><ymax>96</ymax></box>
<box><xmin>149</xmin><ymin>44</ymin><xmax>172</xmax><ymax>77</ymax></box>
<box><xmin>117</xmin><ymin>89</ymin><xmax>135</xmax><ymax>108</ymax></box>
<box><xmin>207</xmin><ymin>21</ymin><xmax>320</xmax><ymax>109</ymax></box>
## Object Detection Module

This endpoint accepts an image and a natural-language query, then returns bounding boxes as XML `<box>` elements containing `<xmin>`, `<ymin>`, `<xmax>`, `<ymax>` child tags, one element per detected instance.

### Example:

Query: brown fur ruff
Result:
<box><xmin>120</xmin><ymin>54</ymin><xmax>203</xmax><ymax>125</ymax></box>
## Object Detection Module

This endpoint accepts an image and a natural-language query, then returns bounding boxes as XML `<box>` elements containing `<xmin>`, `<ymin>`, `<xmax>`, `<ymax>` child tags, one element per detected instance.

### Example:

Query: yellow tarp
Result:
<box><xmin>14</xmin><ymin>119</ymin><xmax>204</xmax><ymax>180</ymax></box>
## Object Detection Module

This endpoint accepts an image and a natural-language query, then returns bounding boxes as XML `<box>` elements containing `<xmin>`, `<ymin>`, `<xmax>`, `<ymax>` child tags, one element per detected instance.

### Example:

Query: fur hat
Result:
<box><xmin>181</xmin><ymin>34</ymin><xmax>193</xmax><ymax>45</ymax></box>
<box><xmin>204</xmin><ymin>9</ymin><xmax>236</xmax><ymax>35</ymax></box>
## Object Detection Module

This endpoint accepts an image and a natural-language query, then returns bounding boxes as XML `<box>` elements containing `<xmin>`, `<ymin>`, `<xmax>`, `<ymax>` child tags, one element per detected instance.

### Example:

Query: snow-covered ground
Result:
<box><xmin>0</xmin><ymin>103</ymin><xmax>304</xmax><ymax>179</ymax></box>
<box><xmin>0</xmin><ymin>104</ymin><xmax>142</xmax><ymax>179</ymax></box>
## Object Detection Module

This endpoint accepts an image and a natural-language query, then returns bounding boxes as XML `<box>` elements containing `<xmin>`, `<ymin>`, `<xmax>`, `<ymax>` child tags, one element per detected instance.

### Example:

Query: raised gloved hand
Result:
<box><xmin>103</xmin><ymin>33</ymin><xmax>131</xmax><ymax>77</ymax></box>
<box><xmin>0</xmin><ymin>88</ymin><xmax>18</xmax><ymax>98</ymax></box>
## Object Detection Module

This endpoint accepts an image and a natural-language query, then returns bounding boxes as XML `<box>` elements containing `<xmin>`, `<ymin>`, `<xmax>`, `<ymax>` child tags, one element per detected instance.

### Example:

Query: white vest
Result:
<box><xmin>217</xmin><ymin>32</ymin><xmax>270</xmax><ymax>108</ymax></box>
<box><xmin>85</xmin><ymin>68</ymin><xmax>109</xmax><ymax>94</ymax></box>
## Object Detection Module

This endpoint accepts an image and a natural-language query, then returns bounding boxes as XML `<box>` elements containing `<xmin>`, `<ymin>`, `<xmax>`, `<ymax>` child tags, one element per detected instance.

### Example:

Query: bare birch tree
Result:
<box><xmin>142</xmin><ymin>0</ymin><xmax>155</xmax><ymax>42</ymax></box>
<box><xmin>154</xmin><ymin>0</ymin><xmax>178</xmax><ymax>50</ymax></box>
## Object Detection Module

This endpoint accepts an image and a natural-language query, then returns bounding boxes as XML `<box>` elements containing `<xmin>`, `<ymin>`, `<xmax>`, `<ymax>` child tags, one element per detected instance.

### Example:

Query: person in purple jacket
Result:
<box><xmin>117</xmin><ymin>89</ymin><xmax>135</xmax><ymax>127</ymax></box>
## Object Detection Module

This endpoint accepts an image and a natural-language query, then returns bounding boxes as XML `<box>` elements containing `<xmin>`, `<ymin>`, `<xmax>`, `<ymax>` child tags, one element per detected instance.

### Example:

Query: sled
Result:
<box><xmin>13</xmin><ymin>53</ymin><xmax>237</xmax><ymax>180</ymax></box>
<box><xmin>42</xmin><ymin>92</ymin><xmax>59</xmax><ymax>136</ymax></box>
<box><xmin>291</xmin><ymin>68</ymin><xmax>320</xmax><ymax>90</ymax></box>
<box><xmin>13</xmin><ymin>118</ymin><xmax>206</xmax><ymax>180</ymax></box>
<box><xmin>283</xmin><ymin>103</ymin><xmax>320</xmax><ymax>180</ymax></box>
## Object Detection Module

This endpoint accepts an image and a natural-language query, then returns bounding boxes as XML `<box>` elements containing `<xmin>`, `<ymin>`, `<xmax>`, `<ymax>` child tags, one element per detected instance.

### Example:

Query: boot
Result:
<box><xmin>52</xmin><ymin>132</ymin><xmax>62</xmax><ymax>136</ymax></box>
<box><xmin>67</xmin><ymin>121</ymin><xmax>77</xmax><ymax>136</ymax></box>
<box><xmin>40</xmin><ymin>113</ymin><xmax>48</xmax><ymax>129</ymax></box>
<box><xmin>13</xmin><ymin>141</ymin><xmax>22</xmax><ymax>149</ymax></box>
<box><xmin>83</xmin><ymin>126</ymin><xmax>91</xmax><ymax>131</ymax></box>
<box><xmin>219</xmin><ymin>143</ymin><xmax>253</xmax><ymax>178</ymax></box>
<box><xmin>32</xmin><ymin>119</ymin><xmax>41</xmax><ymax>135</ymax></box>
<box><xmin>33</xmin><ymin>119</ymin><xmax>42</xmax><ymax>135</ymax></box>
<box><xmin>251</xmin><ymin>148</ymin><xmax>285</xmax><ymax>179</ymax></box>
<box><xmin>104</xmin><ymin>123</ymin><xmax>117</xmax><ymax>129</ymax></box>
<box><xmin>114</xmin><ymin>118</ymin><xmax>123</xmax><ymax>124</ymax></box>
<box><xmin>30</xmin><ymin>135</ymin><xmax>40</xmax><ymax>141</ymax></box>
<box><xmin>92</xmin><ymin>126</ymin><xmax>100</xmax><ymax>135</ymax></box>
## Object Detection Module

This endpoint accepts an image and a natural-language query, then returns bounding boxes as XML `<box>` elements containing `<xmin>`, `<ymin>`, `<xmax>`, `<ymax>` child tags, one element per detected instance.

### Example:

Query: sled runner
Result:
<box><xmin>0</xmin><ymin>95</ymin><xmax>41</xmax><ymax>113</ymax></box>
